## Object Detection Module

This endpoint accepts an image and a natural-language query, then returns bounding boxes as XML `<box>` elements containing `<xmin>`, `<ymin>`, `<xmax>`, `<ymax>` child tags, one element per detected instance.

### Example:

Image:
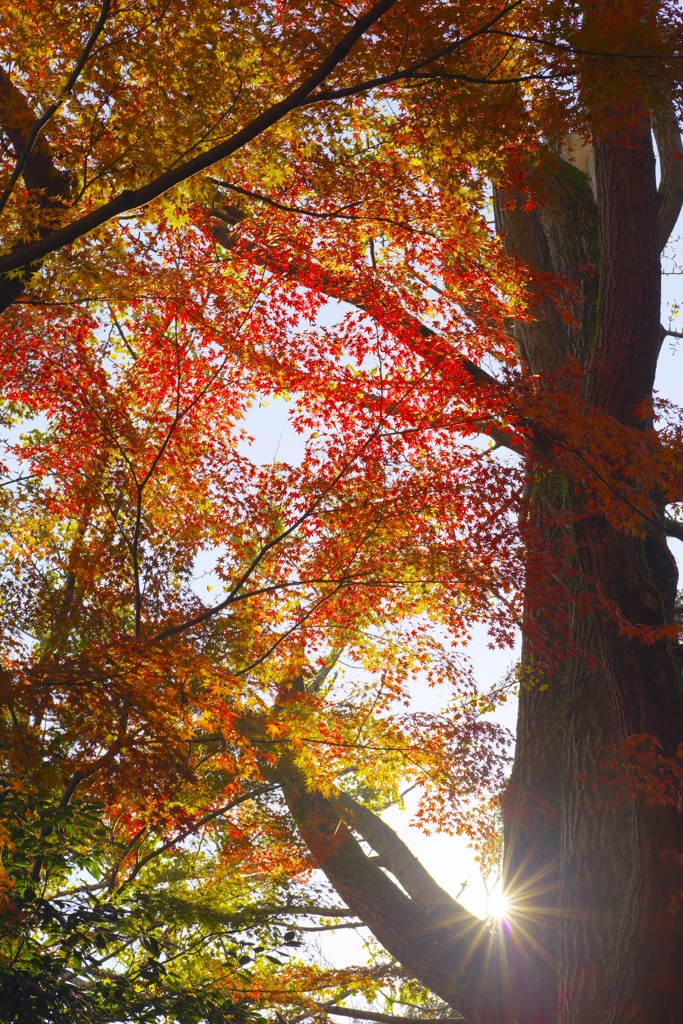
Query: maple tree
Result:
<box><xmin>2</xmin><ymin>1</ymin><xmax>683</xmax><ymax>1023</ymax></box>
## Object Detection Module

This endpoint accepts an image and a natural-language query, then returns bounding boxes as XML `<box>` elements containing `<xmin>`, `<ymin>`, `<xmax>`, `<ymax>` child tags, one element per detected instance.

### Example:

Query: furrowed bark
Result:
<box><xmin>493</xmin><ymin>156</ymin><xmax>599</xmax><ymax>372</ymax></box>
<box><xmin>492</xmin><ymin>124</ymin><xmax>683</xmax><ymax>1021</ymax></box>
<box><xmin>591</xmin><ymin>127</ymin><xmax>661</xmax><ymax>426</ymax></box>
<box><xmin>499</xmin><ymin>121</ymin><xmax>683</xmax><ymax>1022</ymax></box>
<box><xmin>493</xmin><ymin>154</ymin><xmax>601</xmax><ymax>1023</ymax></box>
<box><xmin>335</xmin><ymin>792</ymin><xmax>467</xmax><ymax>922</ymax></box>
<box><xmin>557</xmin><ymin>523</ymin><xmax>683</xmax><ymax>1024</ymax></box>
<box><xmin>551</xmin><ymin>124</ymin><xmax>683</xmax><ymax>1024</ymax></box>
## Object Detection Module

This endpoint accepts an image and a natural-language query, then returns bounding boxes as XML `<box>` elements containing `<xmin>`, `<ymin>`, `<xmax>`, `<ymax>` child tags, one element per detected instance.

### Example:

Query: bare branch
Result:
<box><xmin>663</xmin><ymin>516</ymin><xmax>683</xmax><ymax>543</ymax></box>
<box><xmin>273</xmin><ymin>757</ymin><xmax>492</xmax><ymax>1023</ymax></box>
<box><xmin>654</xmin><ymin>97</ymin><xmax>683</xmax><ymax>252</ymax></box>
<box><xmin>334</xmin><ymin>792</ymin><xmax>470</xmax><ymax>926</ymax></box>
<box><xmin>318</xmin><ymin>1005</ymin><xmax>464</xmax><ymax>1024</ymax></box>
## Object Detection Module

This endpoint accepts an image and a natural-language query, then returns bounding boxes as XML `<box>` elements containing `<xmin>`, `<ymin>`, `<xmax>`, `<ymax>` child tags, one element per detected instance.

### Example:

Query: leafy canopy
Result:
<box><xmin>1</xmin><ymin>0</ymin><xmax>683</xmax><ymax>1020</ymax></box>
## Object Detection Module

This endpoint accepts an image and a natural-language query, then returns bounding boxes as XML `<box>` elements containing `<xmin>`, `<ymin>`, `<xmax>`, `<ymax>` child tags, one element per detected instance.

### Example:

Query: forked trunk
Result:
<box><xmin>281</xmin><ymin>119</ymin><xmax>683</xmax><ymax>1023</ymax></box>
<box><xmin>499</xmin><ymin>125</ymin><xmax>683</xmax><ymax>1021</ymax></box>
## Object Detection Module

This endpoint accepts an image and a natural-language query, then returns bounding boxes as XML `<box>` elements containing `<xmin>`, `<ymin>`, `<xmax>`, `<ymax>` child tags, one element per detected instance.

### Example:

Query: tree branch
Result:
<box><xmin>298</xmin><ymin>921</ymin><xmax>364</xmax><ymax>931</ymax></box>
<box><xmin>273</xmin><ymin>757</ymin><xmax>494</xmax><ymax>1024</ymax></box>
<box><xmin>654</xmin><ymin>96</ymin><xmax>683</xmax><ymax>252</ymax></box>
<box><xmin>253</xmin><ymin>904</ymin><xmax>358</xmax><ymax>917</ymax></box>
<box><xmin>0</xmin><ymin>73</ymin><xmax>70</xmax><ymax>205</ymax></box>
<box><xmin>0</xmin><ymin>0</ymin><xmax>111</xmax><ymax>217</ymax></box>
<box><xmin>304</xmin><ymin>0</ymin><xmax>528</xmax><ymax>105</ymax></box>
<box><xmin>210</xmin><ymin>179</ymin><xmax>361</xmax><ymax>219</ymax></box>
<box><xmin>152</xmin><ymin>361</ymin><xmax>447</xmax><ymax>644</ymax></box>
<box><xmin>318</xmin><ymin>1005</ymin><xmax>463</xmax><ymax>1024</ymax></box>
<box><xmin>334</xmin><ymin>792</ymin><xmax>469</xmax><ymax>925</ymax></box>
<box><xmin>212</xmin><ymin>218</ymin><xmax>520</xmax><ymax>454</ymax></box>
<box><xmin>30</xmin><ymin>705</ymin><xmax>129</xmax><ymax>882</ymax></box>
<box><xmin>120</xmin><ymin>784</ymin><xmax>275</xmax><ymax>887</ymax></box>
<box><xmin>0</xmin><ymin>0</ymin><xmax>400</xmax><ymax>282</ymax></box>
<box><xmin>0</xmin><ymin>70</ymin><xmax>72</xmax><ymax>308</ymax></box>
<box><xmin>663</xmin><ymin>516</ymin><xmax>683</xmax><ymax>542</ymax></box>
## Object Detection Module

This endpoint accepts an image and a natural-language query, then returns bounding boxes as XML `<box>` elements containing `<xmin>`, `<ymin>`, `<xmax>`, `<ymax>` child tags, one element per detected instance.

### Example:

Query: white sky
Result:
<box><xmin>228</xmin><ymin>212</ymin><xmax>683</xmax><ymax>974</ymax></box>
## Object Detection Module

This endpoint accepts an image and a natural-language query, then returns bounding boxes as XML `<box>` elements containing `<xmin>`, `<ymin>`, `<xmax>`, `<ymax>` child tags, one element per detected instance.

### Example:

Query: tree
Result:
<box><xmin>2</xmin><ymin>1</ymin><xmax>683</xmax><ymax>1023</ymax></box>
<box><xmin>0</xmin><ymin>783</ymin><xmax>284</xmax><ymax>1024</ymax></box>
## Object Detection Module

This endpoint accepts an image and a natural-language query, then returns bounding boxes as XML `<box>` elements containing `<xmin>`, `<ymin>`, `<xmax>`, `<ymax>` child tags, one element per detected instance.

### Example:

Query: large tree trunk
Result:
<box><xmin>501</xmin><ymin>125</ymin><xmax>683</xmax><ymax>1023</ymax></box>
<box><xmin>281</xmin><ymin>114</ymin><xmax>683</xmax><ymax>1023</ymax></box>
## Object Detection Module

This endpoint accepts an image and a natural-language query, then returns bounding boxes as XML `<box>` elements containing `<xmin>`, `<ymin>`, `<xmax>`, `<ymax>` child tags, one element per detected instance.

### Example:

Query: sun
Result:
<box><xmin>487</xmin><ymin>889</ymin><xmax>511</xmax><ymax>921</ymax></box>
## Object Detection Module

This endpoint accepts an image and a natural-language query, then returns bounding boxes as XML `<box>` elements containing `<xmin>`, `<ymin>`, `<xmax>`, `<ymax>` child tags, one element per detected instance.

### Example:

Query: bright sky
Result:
<box><xmin>226</xmin><ymin>207</ymin><xmax>683</xmax><ymax>974</ymax></box>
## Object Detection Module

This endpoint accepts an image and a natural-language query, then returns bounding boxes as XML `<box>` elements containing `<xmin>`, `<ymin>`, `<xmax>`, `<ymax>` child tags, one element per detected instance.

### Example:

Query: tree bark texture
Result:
<box><xmin>498</xmin><ymin>125</ymin><xmax>683</xmax><ymax>1022</ymax></box>
<box><xmin>4</xmin><ymin>49</ymin><xmax>683</xmax><ymax>1024</ymax></box>
<box><xmin>281</xmin><ymin>116</ymin><xmax>683</xmax><ymax>1024</ymax></box>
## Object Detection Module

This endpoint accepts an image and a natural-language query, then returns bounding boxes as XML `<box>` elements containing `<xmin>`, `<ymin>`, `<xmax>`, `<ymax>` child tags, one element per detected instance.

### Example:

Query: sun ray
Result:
<box><xmin>487</xmin><ymin>889</ymin><xmax>510</xmax><ymax>921</ymax></box>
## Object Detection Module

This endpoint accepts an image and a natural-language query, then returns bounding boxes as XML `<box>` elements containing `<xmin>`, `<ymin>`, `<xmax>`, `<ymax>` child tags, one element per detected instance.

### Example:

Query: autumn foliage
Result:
<box><xmin>1</xmin><ymin>1</ymin><xmax>683</xmax><ymax>1022</ymax></box>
